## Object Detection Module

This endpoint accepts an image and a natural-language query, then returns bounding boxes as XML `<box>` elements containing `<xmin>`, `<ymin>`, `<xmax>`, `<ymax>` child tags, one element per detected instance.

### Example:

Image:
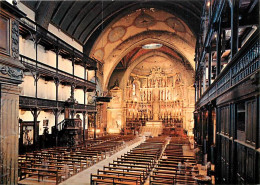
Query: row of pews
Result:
<box><xmin>150</xmin><ymin>136</ymin><xmax>199</xmax><ymax>184</ymax></box>
<box><xmin>90</xmin><ymin>136</ymin><xmax>167</xmax><ymax>185</ymax></box>
<box><xmin>18</xmin><ymin>134</ymin><xmax>136</xmax><ymax>185</ymax></box>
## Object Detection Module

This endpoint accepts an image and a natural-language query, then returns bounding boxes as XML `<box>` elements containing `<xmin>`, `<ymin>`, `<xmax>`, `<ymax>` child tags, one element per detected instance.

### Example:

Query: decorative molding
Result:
<box><xmin>166</xmin><ymin>17</ymin><xmax>185</xmax><ymax>33</ymax></box>
<box><xmin>108</xmin><ymin>26</ymin><xmax>126</xmax><ymax>43</ymax></box>
<box><xmin>11</xmin><ymin>20</ymin><xmax>19</xmax><ymax>60</ymax></box>
<box><xmin>134</xmin><ymin>12</ymin><xmax>156</xmax><ymax>28</ymax></box>
<box><xmin>93</xmin><ymin>48</ymin><xmax>104</xmax><ymax>61</ymax></box>
<box><xmin>0</xmin><ymin>64</ymin><xmax>23</xmax><ymax>80</ymax></box>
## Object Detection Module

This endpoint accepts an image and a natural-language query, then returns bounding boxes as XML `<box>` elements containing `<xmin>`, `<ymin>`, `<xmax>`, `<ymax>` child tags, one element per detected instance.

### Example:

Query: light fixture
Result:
<box><xmin>142</xmin><ymin>43</ymin><xmax>163</xmax><ymax>49</ymax></box>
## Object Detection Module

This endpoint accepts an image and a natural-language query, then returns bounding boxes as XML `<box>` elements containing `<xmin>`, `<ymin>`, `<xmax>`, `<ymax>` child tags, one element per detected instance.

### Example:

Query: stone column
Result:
<box><xmin>0</xmin><ymin>85</ymin><xmax>22</xmax><ymax>184</ymax></box>
<box><xmin>0</xmin><ymin>2</ymin><xmax>25</xmax><ymax>184</ymax></box>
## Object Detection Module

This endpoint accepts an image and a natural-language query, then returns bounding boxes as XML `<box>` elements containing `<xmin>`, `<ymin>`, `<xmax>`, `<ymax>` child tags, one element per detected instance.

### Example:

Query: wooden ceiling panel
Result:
<box><xmin>67</xmin><ymin>1</ymin><xmax>97</xmax><ymax>35</ymax></box>
<box><xmin>21</xmin><ymin>1</ymin><xmax>204</xmax><ymax>46</ymax></box>
<box><xmin>51</xmin><ymin>1</ymin><xmax>74</xmax><ymax>25</ymax></box>
<box><xmin>60</xmin><ymin>1</ymin><xmax>88</xmax><ymax>31</ymax></box>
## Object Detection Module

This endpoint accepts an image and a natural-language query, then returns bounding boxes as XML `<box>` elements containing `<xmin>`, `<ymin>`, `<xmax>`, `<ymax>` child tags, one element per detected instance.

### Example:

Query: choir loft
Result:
<box><xmin>0</xmin><ymin>0</ymin><xmax>259</xmax><ymax>184</ymax></box>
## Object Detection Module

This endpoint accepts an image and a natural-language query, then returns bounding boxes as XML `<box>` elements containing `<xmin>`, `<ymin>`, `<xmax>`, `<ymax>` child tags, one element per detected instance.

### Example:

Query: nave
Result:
<box><xmin>0</xmin><ymin>0</ymin><xmax>259</xmax><ymax>184</ymax></box>
<box><xmin>18</xmin><ymin>133</ymin><xmax>210</xmax><ymax>185</ymax></box>
<box><xmin>18</xmin><ymin>135</ymin><xmax>137</xmax><ymax>184</ymax></box>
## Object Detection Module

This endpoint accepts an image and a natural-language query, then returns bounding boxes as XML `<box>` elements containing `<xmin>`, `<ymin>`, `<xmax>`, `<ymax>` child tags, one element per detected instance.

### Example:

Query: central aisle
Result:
<box><xmin>60</xmin><ymin>137</ymin><xmax>144</xmax><ymax>185</ymax></box>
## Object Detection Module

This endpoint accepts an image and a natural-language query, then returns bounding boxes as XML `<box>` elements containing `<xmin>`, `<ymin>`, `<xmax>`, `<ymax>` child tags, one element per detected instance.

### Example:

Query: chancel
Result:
<box><xmin>0</xmin><ymin>0</ymin><xmax>259</xmax><ymax>184</ymax></box>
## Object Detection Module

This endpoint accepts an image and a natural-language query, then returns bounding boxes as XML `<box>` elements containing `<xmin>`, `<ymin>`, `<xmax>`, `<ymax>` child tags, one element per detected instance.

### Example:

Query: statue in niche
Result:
<box><xmin>167</xmin><ymin>90</ymin><xmax>170</xmax><ymax>100</ymax></box>
<box><xmin>115</xmin><ymin>79</ymin><xmax>119</xmax><ymax>87</ymax></box>
<box><xmin>176</xmin><ymin>73</ymin><xmax>182</xmax><ymax>83</ymax></box>
<box><xmin>23</xmin><ymin>126</ymin><xmax>33</xmax><ymax>145</ymax></box>
<box><xmin>110</xmin><ymin>79</ymin><xmax>119</xmax><ymax>89</ymax></box>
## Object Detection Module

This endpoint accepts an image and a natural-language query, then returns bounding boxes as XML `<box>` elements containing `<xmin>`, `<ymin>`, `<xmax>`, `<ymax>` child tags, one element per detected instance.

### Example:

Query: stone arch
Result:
<box><xmin>120</xmin><ymin>50</ymin><xmax>194</xmax><ymax>92</ymax></box>
<box><xmin>102</xmin><ymin>30</ymin><xmax>195</xmax><ymax>91</ymax></box>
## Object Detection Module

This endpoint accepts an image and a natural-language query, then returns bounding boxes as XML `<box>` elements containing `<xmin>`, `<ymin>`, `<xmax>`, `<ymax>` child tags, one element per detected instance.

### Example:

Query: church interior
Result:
<box><xmin>0</xmin><ymin>0</ymin><xmax>259</xmax><ymax>184</ymax></box>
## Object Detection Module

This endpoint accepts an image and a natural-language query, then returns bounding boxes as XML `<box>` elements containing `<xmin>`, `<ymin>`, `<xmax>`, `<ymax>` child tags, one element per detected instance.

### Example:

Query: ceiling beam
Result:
<box><xmin>35</xmin><ymin>1</ymin><xmax>58</xmax><ymax>29</ymax></box>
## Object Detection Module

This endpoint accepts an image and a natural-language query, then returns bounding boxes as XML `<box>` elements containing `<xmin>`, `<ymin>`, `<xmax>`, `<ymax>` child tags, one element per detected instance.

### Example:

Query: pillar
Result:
<box><xmin>94</xmin><ymin>113</ymin><xmax>97</xmax><ymax>139</ymax></box>
<box><xmin>216</xmin><ymin>18</ymin><xmax>222</xmax><ymax>75</ymax></box>
<box><xmin>54</xmin><ymin>78</ymin><xmax>59</xmax><ymax>112</ymax></box>
<box><xmin>70</xmin><ymin>83</ymin><xmax>75</xmax><ymax>118</ymax></box>
<box><xmin>0</xmin><ymin>2</ymin><xmax>25</xmax><ymax>183</ymax></box>
<box><xmin>31</xmin><ymin>108</ymin><xmax>40</xmax><ymax>150</ymax></box>
<box><xmin>53</xmin><ymin>108</ymin><xmax>60</xmax><ymax>146</ymax></box>
<box><xmin>231</xmin><ymin>0</ymin><xmax>239</xmax><ymax>57</ymax></box>
<box><xmin>82</xmin><ymin>112</ymin><xmax>85</xmax><ymax>141</ymax></box>
<box><xmin>207</xmin><ymin>46</ymin><xmax>212</xmax><ymax>86</ymax></box>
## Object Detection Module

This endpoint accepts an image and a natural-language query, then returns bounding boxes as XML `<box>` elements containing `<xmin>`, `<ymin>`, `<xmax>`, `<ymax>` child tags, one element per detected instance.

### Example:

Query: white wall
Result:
<box><xmin>75</xmin><ymin>65</ymin><xmax>85</xmax><ymax>79</ymax></box>
<box><xmin>48</xmin><ymin>24</ymin><xmax>83</xmax><ymax>52</ymax></box>
<box><xmin>17</xmin><ymin>0</ymin><xmax>82</xmax><ymax>52</ymax></box>
<box><xmin>17</xmin><ymin>1</ymin><xmax>35</xmax><ymax>21</ymax></box>
<box><xmin>19</xmin><ymin>37</ymin><xmax>36</xmax><ymax>60</ymax></box>
<box><xmin>45</xmin><ymin>50</ymin><xmax>56</xmax><ymax>68</ymax></box>
<box><xmin>37</xmin><ymin>79</ymin><xmax>47</xmax><ymax>99</ymax></box>
<box><xmin>45</xmin><ymin>81</ymin><xmax>56</xmax><ymax>100</ymax></box>
<box><xmin>59</xmin><ymin>58</ymin><xmax>72</xmax><ymax>74</ymax></box>
<box><xmin>75</xmin><ymin>89</ymin><xmax>84</xmax><ymax>104</ymax></box>
<box><xmin>58</xmin><ymin>85</ymin><xmax>71</xmax><ymax>101</ymax></box>
<box><xmin>88</xmin><ymin>71</ymin><xmax>95</xmax><ymax>81</ymax></box>
<box><xmin>20</xmin><ymin>75</ymin><xmax>35</xmax><ymax>97</ymax></box>
<box><xmin>19</xmin><ymin>110</ymin><xmax>66</xmax><ymax>135</ymax></box>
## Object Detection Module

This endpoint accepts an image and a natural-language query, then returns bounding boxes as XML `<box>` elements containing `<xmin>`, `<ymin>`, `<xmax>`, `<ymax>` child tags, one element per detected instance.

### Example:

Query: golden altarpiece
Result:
<box><xmin>126</xmin><ymin>67</ymin><xmax>184</xmax><ymax>126</ymax></box>
<box><xmin>106</xmin><ymin>67</ymin><xmax>194</xmax><ymax>135</ymax></box>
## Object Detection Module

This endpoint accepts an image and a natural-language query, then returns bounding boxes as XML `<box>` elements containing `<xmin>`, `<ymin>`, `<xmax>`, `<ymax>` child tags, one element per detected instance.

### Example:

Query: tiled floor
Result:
<box><xmin>60</xmin><ymin>138</ymin><xmax>144</xmax><ymax>185</ymax></box>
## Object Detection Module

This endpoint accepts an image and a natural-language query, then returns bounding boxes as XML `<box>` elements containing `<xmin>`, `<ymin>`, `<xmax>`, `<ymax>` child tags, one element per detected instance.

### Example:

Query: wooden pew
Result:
<box><xmin>90</xmin><ymin>136</ymin><xmax>167</xmax><ymax>185</ymax></box>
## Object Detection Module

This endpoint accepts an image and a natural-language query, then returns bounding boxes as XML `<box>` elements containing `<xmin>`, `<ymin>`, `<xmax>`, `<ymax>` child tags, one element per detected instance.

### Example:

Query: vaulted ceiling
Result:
<box><xmin>21</xmin><ymin>0</ymin><xmax>203</xmax><ymax>51</ymax></box>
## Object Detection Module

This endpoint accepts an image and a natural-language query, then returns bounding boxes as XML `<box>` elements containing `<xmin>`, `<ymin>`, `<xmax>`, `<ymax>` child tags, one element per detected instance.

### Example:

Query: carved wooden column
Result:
<box><xmin>0</xmin><ymin>2</ymin><xmax>25</xmax><ymax>184</ymax></box>
<box><xmin>70</xmin><ymin>83</ymin><xmax>75</xmax><ymax>118</ymax></box>
<box><xmin>82</xmin><ymin>111</ymin><xmax>86</xmax><ymax>143</ymax></box>
<box><xmin>94</xmin><ymin>113</ymin><xmax>97</xmax><ymax>139</ymax></box>
<box><xmin>54</xmin><ymin>78</ymin><xmax>60</xmax><ymax>128</ymax></box>
<box><xmin>207</xmin><ymin>46</ymin><xmax>212</xmax><ymax>87</ymax></box>
<box><xmin>216</xmin><ymin>18</ymin><xmax>222</xmax><ymax>75</ymax></box>
<box><xmin>231</xmin><ymin>0</ymin><xmax>239</xmax><ymax>57</ymax></box>
<box><xmin>32</xmin><ymin>108</ymin><xmax>40</xmax><ymax>149</ymax></box>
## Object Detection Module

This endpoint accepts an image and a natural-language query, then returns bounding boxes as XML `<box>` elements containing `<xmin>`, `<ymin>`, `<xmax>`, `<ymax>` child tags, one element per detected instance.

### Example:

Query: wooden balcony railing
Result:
<box><xmin>20</xmin><ymin>55</ymin><xmax>96</xmax><ymax>90</ymax></box>
<box><xmin>196</xmin><ymin>29</ymin><xmax>259</xmax><ymax>107</ymax></box>
<box><xmin>19</xmin><ymin>96</ymin><xmax>96</xmax><ymax>111</ymax></box>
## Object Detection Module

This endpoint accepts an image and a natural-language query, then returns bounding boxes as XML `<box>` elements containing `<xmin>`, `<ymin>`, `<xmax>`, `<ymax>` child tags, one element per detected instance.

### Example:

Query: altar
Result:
<box><xmin>146</xmin><ymin>121</ymin><xmax>162</xmax><ymax>127</ymax></box>
<box><xmin>140</xmin><ymin>121</ymin><xmax>163</xmax><ymax>137</ymax></box>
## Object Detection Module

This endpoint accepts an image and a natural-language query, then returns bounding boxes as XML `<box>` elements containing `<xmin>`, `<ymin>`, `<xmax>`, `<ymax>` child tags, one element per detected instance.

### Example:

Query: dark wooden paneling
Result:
<box><xmin>0</xmin><ymin>15</ymin><xmax>9</xmax><ymax>56</ymax></box>
<box><xmin>67</xmin><ymin>1</ymin><xmax>96</xmax><ymax>36</ymax></box>
<box><xmin>246</xmin><ymin>148</ymin><xmax>255</xmax><ymax>183</ymax></box>
<box><xmin>60</xmin><ymin>1</ymin><xmax>87</xmax><ymax>31</ymax></box>
<box><xmin>51</xmin><ymin>1</ymin><xmax>74</xmax><ymax>25</ymax></box>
